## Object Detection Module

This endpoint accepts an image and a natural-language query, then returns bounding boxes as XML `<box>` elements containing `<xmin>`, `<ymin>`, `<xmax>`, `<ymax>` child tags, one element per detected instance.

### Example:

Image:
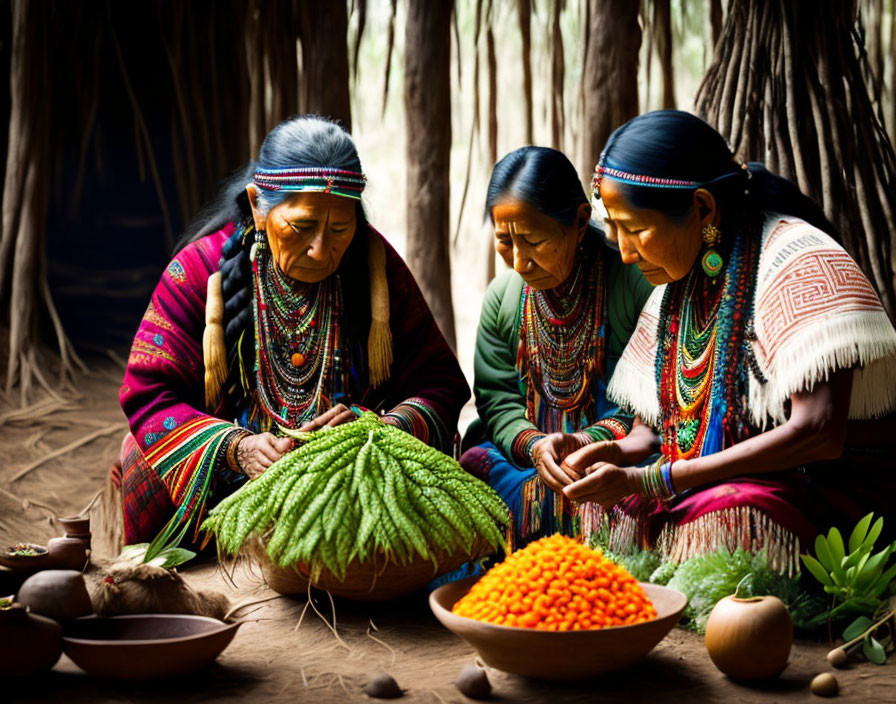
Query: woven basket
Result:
<box><xmin>249</xmin><ymin>538</ymin><xmax>492</xmax><ymax>601</ymax></box>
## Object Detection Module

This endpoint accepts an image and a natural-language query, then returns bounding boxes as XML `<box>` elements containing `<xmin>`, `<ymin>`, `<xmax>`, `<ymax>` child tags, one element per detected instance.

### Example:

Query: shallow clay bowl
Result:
<box><xmin>63</xmin><ymin>614</ymin><xmax>241</xmax><ymax>679</ymax></box>
<box><xmin>0</xmin><ymin>544</ymin><xmax>50</xmax><ymax>572</ymax></box>
<box><xmin>430</xmin><ymin>576</ymin><xmax>687</xmax><ymax>680</ymax></box>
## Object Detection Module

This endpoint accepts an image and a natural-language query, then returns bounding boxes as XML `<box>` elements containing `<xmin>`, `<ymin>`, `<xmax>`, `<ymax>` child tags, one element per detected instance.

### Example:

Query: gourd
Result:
<box><xmin>704</xmin><ymin>593</ymin><xmax>792</xmax><ymax>679</ymax></box>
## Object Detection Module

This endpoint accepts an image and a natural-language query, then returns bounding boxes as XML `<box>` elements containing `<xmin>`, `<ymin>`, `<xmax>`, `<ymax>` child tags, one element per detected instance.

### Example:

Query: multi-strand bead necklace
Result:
<box><xmin>655</xmin><ymin>224</ymin><xmax>760</xmax><ymax>460</ymax></box>
<box><xmin>516</xmin><ymin>244</ymin><xmax>606</xmax><ymax>433</ymax></box>
<box><xmin>251</xmin><ymin>235</ymin><xmax>347</xmax><ymax>427</ymax></box>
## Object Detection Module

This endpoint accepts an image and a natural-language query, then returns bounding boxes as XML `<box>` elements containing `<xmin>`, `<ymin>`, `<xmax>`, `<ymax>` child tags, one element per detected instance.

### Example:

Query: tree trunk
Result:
<box><xmin>695</xmin><ymin>0</ymin><xmax>896</xmax><ymax>321</ymax></box>
<box><xmin>550</xmin><ymin>0</ymin><xmax>566</xmax><ymax>149</ymax></box>
<box><xmin>580</xmin><ymin>0</ymin><xmax>640</xmax><ymax>185</ymax></box>
<box><xmin>653</xmin><ymin>0</ymin><xmax>675</xmax><ymax>109</ymax></box>
<box><xmin>517</xmin><ymin>0</ymin><xmax>533</xmax><ymax>145</ymax></box>
<box><xmin>710</xmin><ymin>0</ymin><xmax>723</xmax><ymax>48</ymax></box>
<box><xmin>299</xmin><ymin>1</ymin><xmax>352</xmax><ymax>131</ymax></box>
<box><xmin>404</xmin><ymin>0</ymin><xmax>456</xmax><ymax>349</ymax></box>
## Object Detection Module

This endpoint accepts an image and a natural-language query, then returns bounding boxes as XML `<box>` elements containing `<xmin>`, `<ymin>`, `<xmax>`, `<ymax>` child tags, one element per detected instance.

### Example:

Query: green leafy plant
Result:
<box><xmin>665</xmin><ymin>547</ymin><xmax>820</xmax><ymax>633</ymax></box>
<box><xmin>119</xmin><ymin>522</ymin><xmax>196</xmax><ymax>569</ymax></box>
<box><xmin>800</xmin><ymin>513</ymin><xmax>896</xmax><ymax>623</ymax></box>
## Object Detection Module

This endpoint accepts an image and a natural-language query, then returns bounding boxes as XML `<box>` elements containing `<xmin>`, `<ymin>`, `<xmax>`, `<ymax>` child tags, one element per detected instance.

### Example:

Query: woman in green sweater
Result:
<box><xmin>460</xmin><ymin>146</ymin><xmax>653</xmax><ymax>547</ymax></box>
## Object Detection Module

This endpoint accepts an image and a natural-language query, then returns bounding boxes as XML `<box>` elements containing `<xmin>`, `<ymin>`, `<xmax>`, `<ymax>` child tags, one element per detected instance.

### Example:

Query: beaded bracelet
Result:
<box><xmin>226</xmin><ymin>429</ymin><xmax>253</xmax><ymax>473</ymax></box>
<box><xmin>641</xmin><ymin>457</ymin><xmax>676</xmax><ymax>500</ymax></box>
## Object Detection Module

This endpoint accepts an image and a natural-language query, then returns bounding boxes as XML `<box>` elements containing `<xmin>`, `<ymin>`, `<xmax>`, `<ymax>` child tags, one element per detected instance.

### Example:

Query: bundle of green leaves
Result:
<box><xmin>202</xmin><ymin>412</ymin><xmax>510</xmax><ymax>580</ymax></box>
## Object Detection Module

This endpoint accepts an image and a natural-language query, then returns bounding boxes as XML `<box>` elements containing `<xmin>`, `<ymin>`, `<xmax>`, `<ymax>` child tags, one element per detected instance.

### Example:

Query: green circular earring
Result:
<box><xmin>701</xmin><ymin>223</ymin><xmax>723</xmax><ymax>277</ymax></box>
<box><xmin>702</xmin><ymin>249</ymin><xmax>724</xmax><ymax>277</ymax></box>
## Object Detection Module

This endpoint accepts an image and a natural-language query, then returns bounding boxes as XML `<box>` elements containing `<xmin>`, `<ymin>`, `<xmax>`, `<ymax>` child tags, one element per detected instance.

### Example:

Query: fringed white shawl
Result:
<box><xmin>607</xmin><ymin>213</ymin><xmax>896</xmax><ymax>430</ymax></box>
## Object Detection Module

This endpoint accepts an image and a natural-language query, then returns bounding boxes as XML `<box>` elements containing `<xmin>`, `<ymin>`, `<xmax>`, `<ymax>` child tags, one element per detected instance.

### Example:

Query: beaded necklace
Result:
<box><xmin>656</xmin><ymin>224</ymin><xmax>760</xmax><ymax>460</ymax></box>
<box><xmin>516</xmin><ymin>243</ymin><xmax>606</xmax><ymax>433</ymax></box>
<box><xmin>251</xmin><ymin>232</ymin><xmax>347</xmax><ymax>428</ymax></box>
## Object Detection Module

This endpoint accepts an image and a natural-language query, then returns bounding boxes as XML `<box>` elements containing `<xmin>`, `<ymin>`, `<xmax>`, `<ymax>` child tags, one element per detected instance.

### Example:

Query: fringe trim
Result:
<box><xmin>367</xmin><ymin>230</ymin><xmax>393</xmax><ymax>388</ymax></box>
<box><xmin>203</xmin><ymin>271</ymin><xmax>227</xmax><ymax>409</ymax></box>
<box><xmin>749</xmin><ymin>310</ymin><xmax>896</xmax><ymax>427</ymax></box>
<box><xmin>517</xmin><ymin>480</ymin><xmax>642</xmax><ymax>555</ymax></box>
<box><xmin>656</xmin><ymin>506</ymin><xmax>801</xmax><ymax>576</ymax></box>
<box><xmin>579</xmin><ymin>502</ymin><xmax>643</xmax><ymax>555</ymax></box>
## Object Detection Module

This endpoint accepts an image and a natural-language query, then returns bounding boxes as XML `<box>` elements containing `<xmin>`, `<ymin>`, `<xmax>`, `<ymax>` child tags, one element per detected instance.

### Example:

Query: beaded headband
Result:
<box><xmin>253</xmin><ymin>166</ymin><xmax>367</xmax><ymax>200</ymax></box>
<box><xmin>592</xmin><ymin>159</ymin><xmax>747</xmax><ymax>200</ymax></box>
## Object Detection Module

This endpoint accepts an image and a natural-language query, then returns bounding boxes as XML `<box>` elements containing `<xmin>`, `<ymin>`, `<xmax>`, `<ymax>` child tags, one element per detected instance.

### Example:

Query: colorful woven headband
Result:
<box><xmin>592</xmin><ymin>160</ymin><xmax>746</xmax><ymax>199</ymax></box>
<box><xmin>253</xmin><ymin>166</ymin><xmax>367</xmax><ymax>200</ymax></box>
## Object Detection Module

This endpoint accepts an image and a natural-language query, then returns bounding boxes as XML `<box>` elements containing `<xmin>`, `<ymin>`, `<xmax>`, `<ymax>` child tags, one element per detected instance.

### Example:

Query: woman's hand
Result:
<box><xmin>236</xmin><ymin>433</ymin><xmax>294</xmax><ymax>479</ymax></box>
<box><xmin>561</xmin><ymin>440</ymin><xmax>626</xmax><ymax>478</ymax></box>
<box><xmin>297</xmin><ymin>403</ymin><xmax>357</xmax><ymax>432</ymax></box>
<box><xmin>562</xmin><ymin>463</ymin><xmax>642</xmax><ymax>508</ymax></box>
<box><xmin>532</xmin><ymin>432</ymin><xmax>589</xmax><ymax>493</ymax></box>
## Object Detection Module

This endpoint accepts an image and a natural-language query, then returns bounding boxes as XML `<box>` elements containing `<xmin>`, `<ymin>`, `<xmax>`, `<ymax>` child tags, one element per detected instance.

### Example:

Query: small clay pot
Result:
<box><xmin>17</xmin><ymin>570</ymin><xmax>93</xmax><ymax>622</ymax></box>
<box><xmin>0</xmin><ymin>603</ymin><xmax>63</xmax><ymax>676</ymax></box>
<box><xmin>58</xmin><ymin>516</ymin><xmax>91</xmax><ymax>549</ymax></box>
<box><xmin>58</xmin><ymin>516</ymin><xmax>90</xmax><ymax>536</ymax></box>
<box><xmin>46</xmin><ymin>537</ymin><xmax>89</xmax><ymax>571</ymax></box>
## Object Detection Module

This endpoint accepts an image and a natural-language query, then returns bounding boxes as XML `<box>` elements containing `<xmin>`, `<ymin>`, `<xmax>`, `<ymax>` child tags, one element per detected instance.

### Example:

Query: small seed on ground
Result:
<box><xmin>454</xmin><ymin>663</ymin><xmax>491</xmax><ymax>699</ymax></box>
<box><xmin>811</xmin><ymin>672</ymin><xmax>838</xmax><ymax>697</ymax></box>
<box><xmin>363</xmin><ymin>672</ymin><xmax>404</xmax><ymax>699</ymax></box>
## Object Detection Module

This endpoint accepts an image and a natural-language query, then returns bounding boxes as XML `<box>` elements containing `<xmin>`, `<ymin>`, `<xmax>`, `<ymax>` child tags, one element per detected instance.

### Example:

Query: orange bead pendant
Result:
<box><xmin>290</xmin><ymin>352</ymin><xmax>305</xmax><ymax>367</ymax></box>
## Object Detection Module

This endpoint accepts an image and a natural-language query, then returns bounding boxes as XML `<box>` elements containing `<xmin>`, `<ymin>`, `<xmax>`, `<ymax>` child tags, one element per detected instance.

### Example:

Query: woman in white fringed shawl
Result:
<box><xmin>556</xmin><ymin>110</ymin><xmax>896</xmax><ymax>574</ymax></box>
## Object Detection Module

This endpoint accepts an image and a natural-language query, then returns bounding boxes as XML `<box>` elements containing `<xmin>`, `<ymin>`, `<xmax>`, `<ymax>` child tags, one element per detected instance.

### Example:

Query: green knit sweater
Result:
<box><xmin>469</xmin><ymin>243</ymin><xmax>653</xmax><ymax>467</ymax></box>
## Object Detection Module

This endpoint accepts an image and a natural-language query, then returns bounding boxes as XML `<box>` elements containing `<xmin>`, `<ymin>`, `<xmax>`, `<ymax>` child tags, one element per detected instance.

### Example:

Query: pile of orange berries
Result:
<box><xmin>452</xmin><ymin>534</ymin><xmax>657</xmax><ymax>631</ymax></box>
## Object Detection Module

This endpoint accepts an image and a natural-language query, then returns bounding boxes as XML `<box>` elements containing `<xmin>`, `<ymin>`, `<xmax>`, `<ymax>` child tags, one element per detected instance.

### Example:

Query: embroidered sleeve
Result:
<box><xmin>473</xmin><ymin>272</ymin><xmax>545</xmax><ymax>467</ymax></box>
<box><xmin>120</xmin><ymin>229</ymin><xmax>244</xmax><ymax>540</ymax></box>
<box><xmin>580</xmin><ymin>415</ymin><xmax>633</xmax><ymax>443</ymax></box>
<box><xmin>381</xmin><ymin>397</ymin><xmax>451</xmax><ymax>453</ymax></box>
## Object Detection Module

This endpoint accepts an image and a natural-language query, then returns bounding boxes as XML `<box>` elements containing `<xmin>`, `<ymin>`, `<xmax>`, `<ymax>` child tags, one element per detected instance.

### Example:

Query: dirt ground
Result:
<box><xmin>1</xmin><ymin>362</ymin><xmax>893</xmax><ymax>703</ymax></box>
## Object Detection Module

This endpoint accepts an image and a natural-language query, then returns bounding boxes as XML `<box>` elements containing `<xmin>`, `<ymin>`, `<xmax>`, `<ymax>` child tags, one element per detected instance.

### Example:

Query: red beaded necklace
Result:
<box><xmin>251</xmin><ymin>235</ymin><xmax>347</xmax><ymax>427</ymax></box>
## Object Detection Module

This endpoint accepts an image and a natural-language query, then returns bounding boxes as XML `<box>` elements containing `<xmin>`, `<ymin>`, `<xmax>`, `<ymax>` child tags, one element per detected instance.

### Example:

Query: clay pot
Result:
<box><xmin>46</xmin><ymin>537</ymin><xmax>89</xmax><ymax>571</ymax></box>
<box><xmin>17</xmin><ymin>570</ymin><xmax>93</xmax><ymax>622</ymax></box>
<box><xmin>58</xmin><ymin>516</ymin><xmax>90</xmax><ymax>536</ymax></box>
<box><xmin>58</xmin><ymin>516</ymin><xmax>91</xmax><ymax>549</ymax></box>
<box><xmin>0</xmin><ymin>603</ymin><xmax>63</xmax><ymax>676</ymax></box>
<box><xmin>429</xmin><ymin>577</ymin><xmax>688</xmax><ymax>680</ymax></box>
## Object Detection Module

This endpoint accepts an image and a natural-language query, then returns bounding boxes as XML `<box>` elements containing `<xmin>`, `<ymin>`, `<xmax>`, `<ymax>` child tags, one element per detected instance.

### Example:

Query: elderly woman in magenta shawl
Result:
<box><xmin>560</xmin><ymin>110</ymin><xmax>896</xmax><ymax>571</ymax></box>
<box><xmin>116</xmin><ymin>116</ymin><xmax>469</xmax><ymax>547</ymax></box>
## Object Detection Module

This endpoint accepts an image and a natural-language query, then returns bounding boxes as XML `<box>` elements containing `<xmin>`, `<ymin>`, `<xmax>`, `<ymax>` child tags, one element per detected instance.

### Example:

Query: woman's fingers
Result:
<box><xmin>297</xmin><ymin>404</ymin><xmax>354</xmax><ymax>431</ymax></box>
<box><xmin>562</xmin><ymin>465</ymin><xmax>610</xmax><ymax>502</ymax></box>
<box><xmin>271</xmin><ymin>435</ymin><xmax>294</xmax><ymax>455</ymax></box>
<box><xmin>326</xmin><ymin>409</ymin><xmax>356</xmax><ymax>427</ymax></box>
<box><xmin>563</xmin><ymin>441</ymin><xmax>612</xmax><ymax>471</ymax></box>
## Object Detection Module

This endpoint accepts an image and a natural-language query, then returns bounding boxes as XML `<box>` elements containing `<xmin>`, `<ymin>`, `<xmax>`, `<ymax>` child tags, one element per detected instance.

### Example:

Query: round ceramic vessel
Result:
<box><xmin>63</xmin><ymin>614</ymin><xmax>241</xmax><ymax>679</ymax></box>
<box><xmin>429</xmin><ymin>576</ymin><xmax>687</xmax><ymax>680</ymax></box>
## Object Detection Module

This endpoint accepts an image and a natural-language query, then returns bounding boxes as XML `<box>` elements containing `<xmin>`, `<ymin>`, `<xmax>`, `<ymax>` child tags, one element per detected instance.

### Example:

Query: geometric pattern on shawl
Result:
<box><xmin>607</xmin><ymin>212</ymin><xmax>896</xmax><ymax>431</ymax></box>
